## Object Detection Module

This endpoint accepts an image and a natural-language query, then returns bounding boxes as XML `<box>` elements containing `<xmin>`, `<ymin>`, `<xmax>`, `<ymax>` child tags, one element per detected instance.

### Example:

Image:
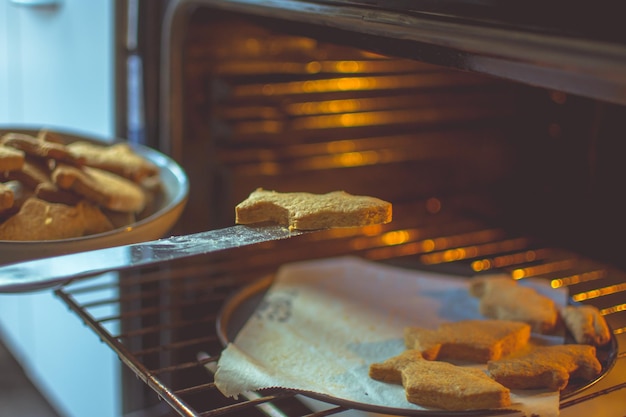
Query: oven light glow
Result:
<box><xmin>612</xmin><ymin>326</ymin><xmax>625</xmax><ymax>335</ymax></box>
<box><xmin>445</xmin><ymin>248</ymin><xmax>468</xmax><ymax>261</ymax></box>
<box><xmin>472</xmin><ymin>259</ymin><xmax>492</xmax><ymax>271</ymax></box>
<box><xmin>237</xmin><ymin>72</ymin><xmax>492</xmax><ymax>97</ymax></box>
<box><xmin>326</xmin><ymin>140</ymin><xmax>357</xmax><ymax>153</ymax></box>
<box><xmin>601</xmin><ymin>304</ymin><xmax>626</xmax><ymax>315</ymax></box>
<box><xmin>571</xmin><ymin>283</ymin><xmax>626</xmax><ymax>302</ymax></box>
<box><xmin>421</xmin><ymin>239</ymin><xmax>436</xmax><ymax>252</ymax></box>
<box><xmin>257</xmin><ymin>162</ymin><xmax>279</xmax><ymax>175</ymax></box>
<box><xmin>511</xmin><ymin>259</ymin><xmax>577</xmax><ymax>280</ymax></box>
<box><xmin>381</xmin><ymin>230</ymin><xmax>411</xmax><ymax>245</ymax></box>
<box><xmin>337</xmin><ymin>77</ymin><xmax>373</xmax><ymax>91</ymax></box>
<box><xmin>293</xmin><ymin>111</ymin><xmax>409</xmax><ymax>129</ymax></box>
<box><xmin>299</xmin><ymin>99</ymin><xmax>363</xmax><ymax>114</ymax></box>
<box><xmin>366</xmin><ymin>229</ymin><xmax>508</xmax><ymax>261</ymax></box>
<box><xmin>335</xmin><ymin>61</ymin><xmax>361</xmax><ymax>73</ymax></box>
<box><xmin>361</xmin><ymin>225</ymin><xmax>384</xmax><ymax>236</ymax></box>
<box><xmin>244</xmin><ymin>38</ymin><xmax>260</xmax><ymax>52</ymax></box>
<box><xmin>334</xmin><ymin>151</ymin><xmax>380</xmax><ymax>166</ymax></box>
<box><xmin>551</xmin><ymin>269</ymin><xmax>607</xmax><ymax>288</ymax></box>
<box><xmin>472</xmin><ymin>250</ymin><xmax>541</xmax><ymax>272</ymax></box>
<box><xmin>306</xmin><ymin>61</ymin><xmax>322</xmax><ymax>73</ymax></box>
<box><xmin>422</xmin><ymin>237</ymin><xmax>529</xmax><ymax>265</ymax></box>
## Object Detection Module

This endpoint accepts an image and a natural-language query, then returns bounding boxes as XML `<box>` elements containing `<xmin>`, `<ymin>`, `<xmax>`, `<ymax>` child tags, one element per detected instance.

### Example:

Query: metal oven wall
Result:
<box><xmin>159</xmin><ymin>6</ymin><xmax>626</xmax><ymax>269</ymax></box>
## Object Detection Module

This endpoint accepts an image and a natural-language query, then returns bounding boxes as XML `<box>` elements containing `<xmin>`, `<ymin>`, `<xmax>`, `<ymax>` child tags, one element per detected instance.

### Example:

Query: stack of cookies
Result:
<box><xmin>0</xmin><ymin>130</ymin><xmax>161</xmax><ymax>241</ymax></box>
<box><xmin>369</xmin><ymin>275</ymin><xmax>611</xmax><ymax>411</ymax></box>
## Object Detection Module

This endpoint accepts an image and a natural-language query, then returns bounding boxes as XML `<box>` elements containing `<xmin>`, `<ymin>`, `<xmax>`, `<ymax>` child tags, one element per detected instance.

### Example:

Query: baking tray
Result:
<box><xmin>216</xmin><ymin>272</ymin><xmax>617</xmax><ymax>416</ymax></box>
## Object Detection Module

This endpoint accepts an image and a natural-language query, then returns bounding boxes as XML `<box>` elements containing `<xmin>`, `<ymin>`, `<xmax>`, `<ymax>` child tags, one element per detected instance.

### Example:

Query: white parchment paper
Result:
<box><xmin>214</xmin><ymin>256</ymin><xmax>565</xmax><ymax>416</ymax></box>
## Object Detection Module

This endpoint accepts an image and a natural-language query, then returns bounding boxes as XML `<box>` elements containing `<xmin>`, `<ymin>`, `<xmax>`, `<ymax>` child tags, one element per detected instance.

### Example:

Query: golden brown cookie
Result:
<box><xmin>0</xmin><ymin>181</ymin><xmax>32</xmax><ymax>220</ymax></box>
<box><xmin>52</xmin><ymin>164</ymin><xmax>146</xmax><ymax>213</ymax></box>
<box><xmin>2</xmin><ymin>158</ymin><xmax>52</xmax><ymax>189</ymax></box>
<box><xmin>0</xmin><ymin>182</ymin><xmax>15</xmax><ymax>211</ymax></box>
<box><xmin>469</xmin><ymin>274</ymin><xmax>559</xmax><ymax>334</ymax></box>
<box><xmin>0</xmin><ymin>144</ymin><xmax>25</xmax><ymax>172</ymax></box>
<box><xmin>36</xmin><ymin>129</ymin><xmax>65</xmax><ymax>144</ymax></box>
<box><xmin>403</xmin><ymin>360</ymin><xmax>511</xmax><ymax>410</ymax></box>
<box><xmin>76</xmin><ymin>200</ymin><xmax>115</xmax><ymax>235</ymax></box>
<box><xmin>369</xmin><ymin>349</ymin><xmax>423</xmax><ymax>384</ymax></box>
<box><xmin>0</xmin><ymin>197</ymin><xmax>85</xmax><ymax>240</ymax></box>
<box><xmin>35</xmin><ymin>182</ymin><xmax>83</xmax><ymax>206</ymax></box>
<box><xmin>404</xmin><ymin>319</ymin><xmax>530</xmax><ymax>362</ymax></box>
<box><xmin>67</xmin><ymin>141</ymin><xmax>159</xmax><ymax>182</ymax></box>
<box><xmin>1</xmin><ymin>132</ymin><xmax>84</xmax><ymax>165</ymax></box>
<box><xmin>560</xmin><ymin>305</ymin><xmax>611</xmax><ymax>346</ymax></box>
<box><xmin>235</xmin><ymin>188</ymin><xmax>392</xmax><ymax>230</ymax></box>
<box><xmin>487</xmin><ymin>344</ymin><xmax>602</xmax><ymax>391</ymax></box>
<box><xmin>0</xmin><ymin>130</ymin><xmax>164</xmax><ymax>239</ymax></box>
<box><xmin>369</xmin><ymin>350</ymin><xmax>511</xmax><ymax>411</ymax></box>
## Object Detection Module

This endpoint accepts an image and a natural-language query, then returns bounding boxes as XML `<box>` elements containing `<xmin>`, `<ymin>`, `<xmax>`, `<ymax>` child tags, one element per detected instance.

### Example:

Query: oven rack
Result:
<box><xmin>54</xmin><ymin>202</ymin><xmax>626</xmax><ymax>417</ymax></box>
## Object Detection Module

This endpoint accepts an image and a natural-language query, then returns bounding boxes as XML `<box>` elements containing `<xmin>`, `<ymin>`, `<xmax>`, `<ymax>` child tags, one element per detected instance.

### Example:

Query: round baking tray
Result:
<box><xmin>216</xmin><ymin>273</ymin><xmax>617</xmax><ymax>416</ymax></box>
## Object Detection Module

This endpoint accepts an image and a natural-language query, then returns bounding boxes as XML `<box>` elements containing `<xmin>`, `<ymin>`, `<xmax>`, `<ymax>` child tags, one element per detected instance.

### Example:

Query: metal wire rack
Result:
<box><xmin>54</xmin><ymin>199</ymin><xmax>626</xmax><ymax>417</ymax></box>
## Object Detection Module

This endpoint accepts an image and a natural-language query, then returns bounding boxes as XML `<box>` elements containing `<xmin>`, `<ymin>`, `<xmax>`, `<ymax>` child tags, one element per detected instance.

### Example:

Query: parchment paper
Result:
<box><xmin>214</xmin><ymin>256</ymin><xmax>566</xmax><ymax>416</ymax></box>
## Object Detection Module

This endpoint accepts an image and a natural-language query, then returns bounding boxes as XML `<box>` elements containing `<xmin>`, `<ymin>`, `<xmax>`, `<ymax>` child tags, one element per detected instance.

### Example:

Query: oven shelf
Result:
<box><xmin>54</xmin><ymin>202</ymin><xmax>626</xmax><ymax>417</ymax></box>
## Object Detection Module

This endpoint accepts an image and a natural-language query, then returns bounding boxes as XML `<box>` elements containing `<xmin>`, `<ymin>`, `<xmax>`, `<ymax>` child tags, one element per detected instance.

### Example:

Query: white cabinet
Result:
<box><xmin>0</xmin><ymin>0</ymin><xmax>114</xmax><ymax>136</ymax></box>
<box><xmin>0</xmin><ymin>1</ymin><xmax>119</xmax><ymax>417</ymax></box>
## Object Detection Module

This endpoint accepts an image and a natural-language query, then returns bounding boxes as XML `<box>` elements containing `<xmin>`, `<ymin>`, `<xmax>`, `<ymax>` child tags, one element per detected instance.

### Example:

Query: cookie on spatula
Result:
<box><xmin>235</xmin><ymin>188</ymin><xmax>392</xmax><ymax>230</ymax></box>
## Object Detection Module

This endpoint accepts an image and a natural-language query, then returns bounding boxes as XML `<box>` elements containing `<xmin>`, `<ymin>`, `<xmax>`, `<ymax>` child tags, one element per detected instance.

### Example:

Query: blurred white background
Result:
<box><xmin>0</xmin><ymin>1</ymin><xmax>120</xmax><ymax>417</ymax></box>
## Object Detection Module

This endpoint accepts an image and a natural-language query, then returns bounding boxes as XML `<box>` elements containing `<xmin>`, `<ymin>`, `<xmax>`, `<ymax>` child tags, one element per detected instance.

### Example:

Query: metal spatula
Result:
<box><xmin>0</xmin><ymin>224</ymin><xmax>306</xmax><ymax>293</ymax></box>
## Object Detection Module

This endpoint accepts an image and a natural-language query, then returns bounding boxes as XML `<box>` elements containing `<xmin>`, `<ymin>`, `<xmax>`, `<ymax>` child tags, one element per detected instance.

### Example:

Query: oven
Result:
<box><xmin>54</xmin><ymin>0</ymin><xmax>626</xmax><ymax>416</ymax></box>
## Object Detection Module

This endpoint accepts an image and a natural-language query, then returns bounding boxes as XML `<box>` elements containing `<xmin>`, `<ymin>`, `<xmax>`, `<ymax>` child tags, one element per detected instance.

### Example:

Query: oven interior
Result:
<box><xmin>55</xmin><ymin>5</ymin><xmax>626</xmax><ymax>417</ymax></box>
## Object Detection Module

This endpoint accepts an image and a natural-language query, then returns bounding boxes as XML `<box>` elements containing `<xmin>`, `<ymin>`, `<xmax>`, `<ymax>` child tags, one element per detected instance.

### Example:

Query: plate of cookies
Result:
<box><xmin>214</xmin><ymin>257</ymin><xmax>616</xmax><ymax>416</ymax></box>
<box><xmin>0</xmin><ymin>127</ymin><xmax>188</xmax><ymax>274</ymax></box>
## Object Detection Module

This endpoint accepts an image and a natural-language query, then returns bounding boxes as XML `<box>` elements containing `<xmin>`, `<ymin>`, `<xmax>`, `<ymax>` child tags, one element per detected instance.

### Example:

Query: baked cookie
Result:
<box><xmin>67</xmin><ymin>141</ymin><xmax>159</xmax><ymax>182</ymax></box>
<box><xmin>370</xmin><ymin>350</ymin><xmax>511</xmax><ymax>411</ymax></box>
<box><xmin>3</xmin><ymin>158</ymin><xmax>52</xmax><ymax>189</ymax></box>
<box><xmin>36</xmin><ymin>129</ymin><xmax>65</xmax><ymax>144</ymax></box>
<box><xmin>0</xmin><ymin>197</ymin><xmax>85</xmax><ymax>240</ymax></box>
<box><xmin>235</xmin><ymin>188</ymin><xmax>392</xmax><ymax>230</ymax></box>
<box><xmin>76</xmin><ymin>200</ymin><xmax>115</xmax><ymax>235</ymax></box>
<box><xmin>1</xmin><ymin>132</ymin><xmax>84</xmax><ymax>165</ymax></box>
<box><xmin>404</xmin><ymin>319</ymin><xmax>530</xmax><ymax>362</ymax></box>
<box><xmin>0</xmin><ymin>144</ymin><xmax>25</xmax><ymax>172</ymax></box>
<box><xmin>560</xmin><ymin>305</ymin><xmax>611</xmax><ymax>346</ymax></box>
<box><xmin>0</xmin><ymin>181</ymin><xmax>32</xmax><ymax>219</ymax></box>
<box><xmin>487</xmin><ymin>344</ymin><xmax>602</xmax><ymax>391</ymax></box>
<box><xmin>35</xmin><ymin>182</ymin><xmax>83</xmax><ymax>206</ymax></box>
<box><xmin>0</xmin><ymin>182</ymin><xmax>15</xmax><ymax>211</ymax></box>
<box><xmin>469</xmin><ymin>274</ymin><xmax>559</xmax><ymax>334</ymax></box>
<box><xmin>52</xmin><ymin>164</ymin><xmax>146</xmax><ymax>213</ymax></box>
<box><xmin>0</xmin><ymin>129</ymin><xmax>164</xmax><ymax>240</ymax></box>
<box><xmin>369</xmin><ymin>349</ymin><xmax>422</xmax><ymax>384</ymax></box>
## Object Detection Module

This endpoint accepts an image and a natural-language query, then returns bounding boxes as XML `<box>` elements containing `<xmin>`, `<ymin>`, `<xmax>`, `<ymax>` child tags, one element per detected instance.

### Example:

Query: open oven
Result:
<box><xmin>52</xmin><ymin>0</ymin><xmax>626</xmax><ymax>416</ymax></box>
